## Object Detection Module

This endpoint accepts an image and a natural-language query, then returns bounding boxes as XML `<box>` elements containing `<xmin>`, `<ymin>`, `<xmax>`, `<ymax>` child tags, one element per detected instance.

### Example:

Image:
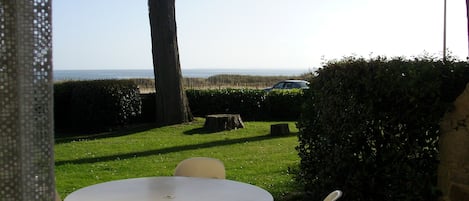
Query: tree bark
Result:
<box><xmin>466</xmin><ymin>0</ymin><xmax>469</xmax><ymax>59</ymax></box>
<box><xmin>148</xmin><ymin>0</ymin><xmax>193</xmax><ymax>125</ymax></box>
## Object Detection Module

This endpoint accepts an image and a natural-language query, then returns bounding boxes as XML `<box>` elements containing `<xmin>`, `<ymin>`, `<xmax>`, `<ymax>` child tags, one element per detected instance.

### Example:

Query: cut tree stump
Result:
<box><xmin>204</xmin><ymin>114</ymin><xmax>245</xmax><ymax>132</ymax></box>
<box><xmin>270</xmin><ymin>123</ymin><xmax>290</xmax><ymax>136</ymax></box>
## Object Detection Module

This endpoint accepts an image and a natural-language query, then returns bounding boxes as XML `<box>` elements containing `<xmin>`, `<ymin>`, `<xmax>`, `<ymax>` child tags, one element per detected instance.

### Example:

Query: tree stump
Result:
<box><xmin>204</xmin><ymin>114</ymin><xmax>245</xmax><ymax>132</ymax></box>
<box><xmin>271</xmin><ymin>123</ymin><xmax>290</xmax><ymax>136</ymax></box>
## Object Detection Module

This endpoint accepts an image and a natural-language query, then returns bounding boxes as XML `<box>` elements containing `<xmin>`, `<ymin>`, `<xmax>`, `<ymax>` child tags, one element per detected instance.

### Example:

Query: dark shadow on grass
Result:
<box><xmin>183</xmin><ymin>127</ymin><xmax>213</xmax><ymax>135</ymax></box>
<box><xmin>184</xmin><ymin>122</ymin><xmax>298</xmax><ymax>135</ymax></box>
<box><xmin>55</xmin><ymin>132</ymin><xmax>297</xmax><ymax>167</ymax></box>
<box><xmin>54</xmin><ymin>123</ymin><xmax>159</xmax><ymax>144</ymax></box>
<box><xmin>182</xmin><ymin>127</ymin><xmax>250</xmax><ymax>135</ymax></box>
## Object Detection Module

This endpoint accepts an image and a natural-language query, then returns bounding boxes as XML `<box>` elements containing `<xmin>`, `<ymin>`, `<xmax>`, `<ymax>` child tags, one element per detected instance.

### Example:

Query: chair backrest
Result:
<box><xmin>323</xmin><ymin>190</ymin><xmax>342</xmax><ymax>201</ymax></box>
<box><xmin>174</xmin><ymin>157</ymin><xmax>226</xmax><ymax>179</ymax></box>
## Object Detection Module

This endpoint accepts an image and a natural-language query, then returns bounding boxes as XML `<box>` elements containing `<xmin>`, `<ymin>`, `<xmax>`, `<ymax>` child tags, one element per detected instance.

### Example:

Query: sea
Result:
<box><xmin>53</xmin><ymin>68</ymin><xmax>313</xmax><ymax>81</ymax></box>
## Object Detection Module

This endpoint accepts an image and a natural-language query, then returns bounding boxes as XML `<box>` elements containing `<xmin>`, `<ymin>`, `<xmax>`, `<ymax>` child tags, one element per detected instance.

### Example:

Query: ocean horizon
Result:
<box><xmin>53</xmin><ymin>68</ymin><xmax>313</xmax><ymax>81</ymax></box>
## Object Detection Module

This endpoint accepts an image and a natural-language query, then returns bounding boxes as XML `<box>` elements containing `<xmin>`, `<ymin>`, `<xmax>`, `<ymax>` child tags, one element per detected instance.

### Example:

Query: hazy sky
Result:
<box><xmin>53</xmin><ymin>0</ymin><xmax>468</xmax><ymax>70</ymax></box>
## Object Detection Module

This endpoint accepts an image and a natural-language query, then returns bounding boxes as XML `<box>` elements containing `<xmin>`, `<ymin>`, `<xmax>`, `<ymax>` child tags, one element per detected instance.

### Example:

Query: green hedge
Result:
<box><xmin>265</xmin><ymin>89</ymin><xmax>306</xmax><ymax>120</ymax></box>
<box><xmin>297</xmin><ymin>57</ymin><xmax>469</xmax><ymax>201</ymax></box>
<box><xmin>55</xmin><ymin>83</ymin><xmax>305</xmax><ymax>134</ymax></box>
<box><xmin>185</xmin><ymin>88</ymin><xmax>305</xmax><ymax>120</ymax></box>
<box><xmin>186</xmin><ymin>89</ymin><xmax>266</xmax><ymax>120</ymax></box>
<box><xmin>54</xmin><ymin>80</ymin><xmax>141</xmax><ymax>134</ymax></box>
<box><xmin>140</xmin><ymin>93</ymin><xmax>156</xmax><ymax>123</ymax></box>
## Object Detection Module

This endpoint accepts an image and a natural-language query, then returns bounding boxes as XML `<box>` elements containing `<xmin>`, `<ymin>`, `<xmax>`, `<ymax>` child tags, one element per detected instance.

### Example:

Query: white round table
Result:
<box><xmin>64</xmin><ymin>176</ymin><xmax>273</xmax><ymax>201</ymax></box>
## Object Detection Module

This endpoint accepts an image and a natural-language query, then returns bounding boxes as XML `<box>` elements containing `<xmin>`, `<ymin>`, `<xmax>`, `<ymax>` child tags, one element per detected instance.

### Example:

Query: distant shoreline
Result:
<box><xmin>53</xmin><ymin>68</ymin><xmax>313</xmax><ymax>81</ymax></box>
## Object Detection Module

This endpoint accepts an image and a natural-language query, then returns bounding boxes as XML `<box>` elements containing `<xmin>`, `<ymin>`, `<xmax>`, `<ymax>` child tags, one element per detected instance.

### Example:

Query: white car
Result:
<box><xmin>264</xmin><ymin>80</ymin><xmax>310</xmax><ymax>92</ymax></box>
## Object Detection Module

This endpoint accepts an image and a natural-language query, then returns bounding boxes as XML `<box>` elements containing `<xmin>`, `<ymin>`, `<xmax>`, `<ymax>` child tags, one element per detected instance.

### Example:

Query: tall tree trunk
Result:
<box><xmin>467</xmin><ymin>0</ymin><xmax>469</xmax><ymax>59</ymax></box>
<box><xmin>148</xmin><ymin>0</ymin><xmax>193</xmax><ymax>125</ymax></box>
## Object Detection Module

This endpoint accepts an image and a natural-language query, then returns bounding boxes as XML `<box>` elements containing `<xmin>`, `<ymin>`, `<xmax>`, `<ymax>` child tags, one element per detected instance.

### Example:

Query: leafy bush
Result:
<box><xmin>186</xmin><ymin>89</ymin><xmax>266</xmax><ymax>120</ymax></box>
<box><xmin>265</xmin><ymin>89</ymin><xmax>306</xmax><ymax>120</ymax></box>
<box><xmin>55</xmin><ymin>81</ymin><xmax>307</xmax><ymax>133</ymax></box>
<box><xmin>296</xmin><ymin>57</ymin><xmax>469</xmax><ymax>201</ymax></box>
<box><xmin>54</xmin><ymin>80</ymin><xmax>141</xmax><ymax>134</ymax></box>
<box><xmin>139</xmin><ymin>93</ymin><xmax>156</xmax><ymax>123</ymax></box>
<box><xmin>54</xmin><ymin>81</ymin><xmax>76</xmax><ymax>131</ymax></box>
<box><xmin>143</xmin><ymin>89</ymin><xmax>305</xmax><ymax>121</ymax></box>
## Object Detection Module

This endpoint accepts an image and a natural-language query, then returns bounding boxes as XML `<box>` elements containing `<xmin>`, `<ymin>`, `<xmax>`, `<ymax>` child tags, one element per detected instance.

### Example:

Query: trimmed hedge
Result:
<box><xmin>296</xmin><ymin>57</ymin><xmax>469</xmax><ymax>201</ymax></box>
<box><xmin>55</xmin><ymin>82</ymin><xmax>306</xmax><ymax>134</ymax></box>
<box><xmin>185</xmin><ymin>88</ymin><xmax>305</xmax><ymax>120</ymax></box>
<box><xmin>186</xmin><ymin>89</ymin><xmax>266</xmax><ymax>120</ymax></box>
<box><xmin>265</xmin><ymin>89</ymin><xmax>306</xmax><ymax>120</ymax></box>
<box><xmin>54</xmin><ymin>80</ymin><xmax>141</xmax><ymax>134</ymax></box>
<box><xmin>140</xmin><ymin>93</ymin><xmax>156</xmax><ymax>123</ymax></box>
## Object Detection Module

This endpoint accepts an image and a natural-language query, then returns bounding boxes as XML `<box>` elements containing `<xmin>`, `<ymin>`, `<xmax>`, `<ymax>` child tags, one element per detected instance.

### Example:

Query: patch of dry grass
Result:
<box><xmin>131</xmin><ymin>73</ymin><xmax>312</xmax><ymax>93</ymax></box>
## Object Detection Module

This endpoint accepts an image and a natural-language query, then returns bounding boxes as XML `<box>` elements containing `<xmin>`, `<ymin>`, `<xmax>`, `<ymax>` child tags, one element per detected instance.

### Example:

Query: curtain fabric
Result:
<box><xmin>0</xmin><ymin>1</ymin><xmax>55</xmax><ymax>200</ymax></box>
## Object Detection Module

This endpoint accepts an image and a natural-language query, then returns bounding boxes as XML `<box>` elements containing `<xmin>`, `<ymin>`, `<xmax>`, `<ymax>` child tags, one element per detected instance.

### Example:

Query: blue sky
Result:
<box><xmin>53</xmin><ymin>0</ymin><xmax>468</xmax><ymax>70</ymax></box>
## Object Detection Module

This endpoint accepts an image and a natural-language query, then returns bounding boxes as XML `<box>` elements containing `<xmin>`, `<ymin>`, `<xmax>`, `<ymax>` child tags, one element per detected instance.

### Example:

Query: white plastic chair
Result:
<box><xmin>174</xmin><ymin>157</ymin><xmax>226</xmax><ymax>179</ymax></box>
<box><xmin>323</xmin><ymin>190</ymin><xmax>342</xmax><ymax>201</ymax></box>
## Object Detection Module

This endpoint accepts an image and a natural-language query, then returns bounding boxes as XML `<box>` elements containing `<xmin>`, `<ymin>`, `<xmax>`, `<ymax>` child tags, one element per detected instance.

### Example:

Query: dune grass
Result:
<box><xmin>130</xmin><ymin>73</ymin><xmax>311</xmax><ymax>93</ymax></box>
<box><xmin>55</xmin><ymin>118</ymin><xmax>302</xmax><ymax>200</ymax></box>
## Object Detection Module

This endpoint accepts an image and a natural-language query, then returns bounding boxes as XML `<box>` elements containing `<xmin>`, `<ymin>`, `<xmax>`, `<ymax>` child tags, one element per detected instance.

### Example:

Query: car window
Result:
<box><xmin>297</xmin><ymin>82</ymin><xmax>308</xmax><ymax>88</ymax></box>
<box><xmin>284</xmin><ymin>83</ymin><xmax>293</xmax><ymax>89</ymax></box>
<box><xmin>273</xmin><ymin>82</ymin><xmax>284</xmax><ymax>89</ymax></box>
<box><xmin>289</xmin><ymin>83</ymin><xmax>300</xmax><ymax>88</ymax></box>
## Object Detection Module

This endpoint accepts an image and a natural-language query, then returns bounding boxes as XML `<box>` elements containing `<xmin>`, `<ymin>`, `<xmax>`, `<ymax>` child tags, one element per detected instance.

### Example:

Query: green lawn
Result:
<box><xmin>55</xmin><ymin>118</ymin><xmax>302</xmax><ymax>200</ymax></box>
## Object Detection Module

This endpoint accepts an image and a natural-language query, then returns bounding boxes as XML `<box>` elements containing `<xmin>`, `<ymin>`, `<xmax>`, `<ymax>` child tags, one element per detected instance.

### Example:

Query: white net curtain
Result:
<box><xmin>0</xmin><ymin>1</ymin><xmax>55</xmax><ymax>201</ymax></box>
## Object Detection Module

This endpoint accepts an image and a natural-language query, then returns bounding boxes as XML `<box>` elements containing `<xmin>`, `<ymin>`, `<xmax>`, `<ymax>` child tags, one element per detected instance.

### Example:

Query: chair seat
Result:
<box><xmin>323</xmin><ymin>190</ymin><xmax>342</xmax><ymax>201</ymax></box>
<box><xmin>174</xmin><ymin>157</ymin><xmax>226</xmax><ymax>179</ymax></box>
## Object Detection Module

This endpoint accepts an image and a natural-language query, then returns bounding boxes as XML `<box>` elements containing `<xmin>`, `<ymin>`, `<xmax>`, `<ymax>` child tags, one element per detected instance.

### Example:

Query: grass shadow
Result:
<box><xmin>55</xmin><ymin>132</ymin><xmax>297</xmax><ymax>167</ymax></box>
<box><xmin>183</xmin><ymin>127</ymin><xmax>213</xmax><ymax>135</ymax></box>
<box><xmin>54</xmin><ymin>123</ymin><xmax>159</xmax><ymax>144</ymax></box>
<box><xmin>183</xmin><ymin>127</ymin><xmax>251</xmax><ymax>135</ymax></box>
